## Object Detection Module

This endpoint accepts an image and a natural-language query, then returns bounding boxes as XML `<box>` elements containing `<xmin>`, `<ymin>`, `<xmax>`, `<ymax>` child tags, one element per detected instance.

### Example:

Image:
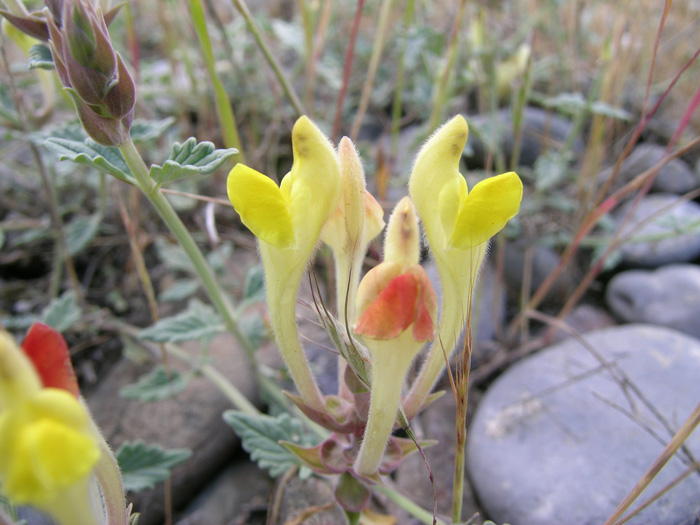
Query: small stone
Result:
<box><xmin>175</xmin><ymin>459</ymin><xmax>271</xmax><ymax>525</ymax></box>
<box><xmin>613</xmin><ymin>193</ymin><xmax>700</xmax><ymax>267</ymax></box>
<box><xmin>598</xmin><ymin>144</ymin><xmax>699</xmax><ymax>195</ymax></box>
<box><xmin>87</xmin><ymin>333</ymin><xmax>259</xmax><ymax>525</ymax></box>
<box><xmin>465</xmin><ymin>107</ymin><xmax>581</xmax><ymax>169</ymax></box>
<box><xmin>274</xmin><ymin>475</ymin><xmax>346</xmax><ymax>524</ymax></box>
<box><xmin>467</xmin><ymin>325</ymin><xmax>700</xmax><ymax>525</ymax></box>
<box><xmin>549</xmin><ymin>304</ymin><xmax>617</xmax><ymax>344</ymax></box>
<box><xmin>606</xmin><ymin>265</ymin><xmax>700</xmax><ymax>338</ymax></box>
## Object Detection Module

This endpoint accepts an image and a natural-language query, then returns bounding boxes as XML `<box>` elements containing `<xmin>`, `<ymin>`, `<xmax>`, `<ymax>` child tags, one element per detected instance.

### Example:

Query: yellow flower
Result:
<box><xmin>0</xmin><ymin>330</ymin><xmax>101</xmax><ymax>525</ymax></box>
<box><xmin>404</xmin><ymin>115</ymin><xmax>522</xmax><ymax>418</ymax></box>
<box><xmin>227</xmin><ymin>116</ymin><xmax>342</xmax><ymax>412</ymax></box>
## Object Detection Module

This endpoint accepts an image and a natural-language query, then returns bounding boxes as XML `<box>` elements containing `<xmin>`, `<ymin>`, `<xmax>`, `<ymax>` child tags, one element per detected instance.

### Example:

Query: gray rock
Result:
<box><xmin>466</xmin><ymin>107</ymin><xmax>581</xmax><ymax>169</ymax></box>
<box><xmin>503</xmin><ymin>240</ymin><xmax>577</xmax><ymax>305</ymax></box>
<box><xmin>175</xmin><ymin>459</ymin><xmax>271</xmax><ymax>525</ymax></box>
<box><xmin>549</xmin><ymin>304</ymin><xmax>617</xmax><ymax>344</ymax></box>
<box><xmin>87</xmin><ymin>333</ymin><xmax>258</xmax><ymax>525</ymax></box>
<box><xmin>273</xmin><ymin>475</ymin><xmax>346</xmax><ymax>524</ymax></box>
<box><xmin>613</xmin><ymin>193</ymin><xmax>700</xmax><ymax>267</ymax></box>
<box><xmin>599</xmin><ymin>144</ymin><xmax>699</xmax><ymax>195</ymax></box>
<box><xmin>606</xmin><ymin>265</ymin><xmax>700</xmax><ymax>338</ymax></box>
<box><xmin>467</xmin><ymin>325</ymin><xmax>700</xmax><ymax>525</ymax></box>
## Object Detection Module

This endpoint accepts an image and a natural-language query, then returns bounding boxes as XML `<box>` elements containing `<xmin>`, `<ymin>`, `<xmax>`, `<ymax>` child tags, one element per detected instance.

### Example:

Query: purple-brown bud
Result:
<box><xmin>44</xmin><ymin>0</ymin><xmax>134</xmax><ymax>146</ymax></box>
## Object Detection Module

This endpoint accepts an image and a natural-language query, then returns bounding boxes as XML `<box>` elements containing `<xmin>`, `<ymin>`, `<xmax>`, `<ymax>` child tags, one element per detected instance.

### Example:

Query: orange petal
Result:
<box><xmin>354</xmin><ymin>272</ymin><xmax>419</xmax><ymax>340</ymax></box>
<box><xmin>406</xmin><ymin>265</ymin><xmax>437</xmax><ymax>342</ymax></box>
<box><xmin>21</xmin><ymin>324</ymin><xmax>79</xmax><ymax>397</ymax></box>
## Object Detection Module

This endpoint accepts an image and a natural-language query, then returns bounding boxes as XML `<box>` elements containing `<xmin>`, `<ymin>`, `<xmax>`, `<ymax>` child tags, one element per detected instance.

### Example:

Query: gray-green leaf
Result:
<box><xmin>130</xmin><ymin>118</ymin><xmax>176</xmax><ymax>143</ymax></box>
<box><xmin>116</xmin><ymin>440</ymin><xmax>192</xmax><ymax>492</ymax></box>
<box><xmin>159</xmin><ymin>278</ymin><xmax>200</xmax><ymax>302</ymax></box>
<box><xmin>43</xmin><ymin>137</ymin><xmax>135</xmax><ymax>185</ymax></box>
<box><xmin>42</xmin><ymin>290</ymin><xmax>81</xmax><ymax>332</ymax></box>
<box><xmin>223</xmin><ymin>411</ymin><xmax>317</xmax><ymax>477</ymax></box>
<box><xmin>120</xmin><ymin>365</ymin><xmax>189</xmax><ymax>402</ymax></box>
<box><xmin>138</xmin><ymin>299</ymin><xmax>224</xmax><ymax>343</ymax></box>
<box><xmin>65</xmin><ymin>214</ymin><xmax>101</xmax><ymax>256</ymax></box>
<box><xmin>148</xmin><ymin>138</ymin><xmax>238</xmax><ymax>186</ymax></box>
<box><xmin>28</xmin><ymin>44</ymin><xmax>54</xmax><ymax>70</ymax></box>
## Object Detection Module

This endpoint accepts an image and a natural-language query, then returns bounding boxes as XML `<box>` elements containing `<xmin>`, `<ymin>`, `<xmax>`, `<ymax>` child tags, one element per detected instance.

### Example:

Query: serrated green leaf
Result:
<box><xmin>43</xmin><ymin>137</ymin><xmax>135</xmax><ymax>184</ymax></box>
<box><xmin>138</xmin><ymin>299</ymin><xmax>224</xmax><ymax>343</ymax></box>
<box><xmin>116</xmin><ymin>440</ymin><xmax>192</xmax><ymax>492</ymax></box>
<box><xmin>244</xmin><ymin>264</ymin><xmax>265</xmax><ymax>302</ymax></box>
<box><xmin>65</xmin><ymin>214</ymin><xmax>101</xmax><ymax>256</ymax></box>
<box><xmin>159</xmin><ymin>278</ymin><xmax>200</xmax><ymax>302</ymax></box>
<box><xmin>533</xmin><ymin>150</ymin><xmax>573</xmax><ymax>192</ymax></box>
<box><xmin>206</xmin><ymin>242</ymin><xmax>233</xmax><ymax>275</ymax></box>
<box><xmin>148</xmin><ymin>138</ymin><xmax>238</xmax><ymax>186</ymax></box>
<box><xmin>120</xmin><ymin>365</ymin><xmax>189</xmax><ymax>401</ymax></box>
<box><xmin>42</xmin><ymin>290</ymin><xmax>81</xmax><ymax>332</ymax></box>
<box><xmin>0</xmin><ymin>314</ymin><xmax>39</xmax><ymax>331</ymax></box>
<box><xmin>222</xmin><ymin>411</ymin><xmax>317</xmax><ymax>477</ymax></box>
<box><xmin>130</xmin><ymin>118</ymin><xmax>176</xmax><ymax>142</ymax></box>
<box><xmin>154</xmin><ymin>238</ymin><xmax>194</xmax><ymax>273</ymax></box>
<box><xmin>238</xmin><ymin>313</ymin><xmax>266</xmax><ymax>348</ymax></box>
<box><xmin>28</xmin><ymin>44</ymin><xmax>54</xmax><ymax>70</ymax></box>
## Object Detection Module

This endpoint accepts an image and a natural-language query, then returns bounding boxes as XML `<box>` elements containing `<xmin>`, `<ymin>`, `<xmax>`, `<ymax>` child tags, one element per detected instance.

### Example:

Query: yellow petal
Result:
<box><xmin>0</xmin><ymin>330</ymin><xmax>42</xmax><ymax>406</ymax></box>
<box><xmin>227</xmin><ymin>164</ymin><xmax>294</xmax><ymax>249</ymax></box>
<box><xmin>383</xmin><ymin>197</ymin><xmax>419</xmax><ymax>269</ymax></box>
<box><xmin>362</xmin><ymin>190</ymin><xmax>385</xmax><ymax>245</ymax></box>
<box><xmin>0</xmin><ymin>389</ymin><xmax>99</xmax><ymax>505</ymax></box>
<box><xmin>288</xmin><ymin>117</ymin><xmax>342</xmax><ymax>246</ymax></box>
<box><xmin>409</xmin><ymin>115</ymin><xmax>469</xmax><ymax>249</ymax></box>
<box><xmin>449</xmin><ymin>171</ymin><xmax>523</xmax><ymax>249</ymax></box>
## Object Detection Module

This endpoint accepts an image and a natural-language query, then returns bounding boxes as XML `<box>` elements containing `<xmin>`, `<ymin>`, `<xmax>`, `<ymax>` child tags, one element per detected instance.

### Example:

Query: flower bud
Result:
<box><xmin>45</xmin><ymin>1</ymin><xmax>134</xmax><ymax>146</ymax></box>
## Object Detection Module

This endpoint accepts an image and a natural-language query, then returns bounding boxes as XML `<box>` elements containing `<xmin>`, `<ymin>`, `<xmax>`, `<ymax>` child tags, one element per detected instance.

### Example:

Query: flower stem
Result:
<box><xmin>355</xmin><ymin>333</ymin><xmax>416</xmax><ymax>476</ymax></box>
<box><xmin>189</xmin><ymin>0</ymin><xmax>244</xmax><ymax>157</ymax></box>
<box><xmin>118</xmin><ymin>138</ymin><xmax>256</xmax><ymax>362</ymax></box>
<box><xmin>229</xmin><ymin>0</ymin><xmax>305</xmax><ymax>117</ymax></box>
<box><xmin>375</xmin><ymin>484</ymin><xmax>448</xmax><ymax>525</ymax></box>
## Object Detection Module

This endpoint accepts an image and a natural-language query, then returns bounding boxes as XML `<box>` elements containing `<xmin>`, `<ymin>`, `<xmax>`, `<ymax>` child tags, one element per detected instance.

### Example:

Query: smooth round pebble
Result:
<box><xmin>468</xmin><ymin>325</ymin><xmax>700</xmax><ymax>525</ymax></box>
<box><xmin>613</xmin><ymin>193</ymin><xmax>700</xmax><ymax>266</ymax></box>
<box><xmin>607</xmin><ymin>264</ymin><xmax>700</xmax><ymax>338</ymax></box>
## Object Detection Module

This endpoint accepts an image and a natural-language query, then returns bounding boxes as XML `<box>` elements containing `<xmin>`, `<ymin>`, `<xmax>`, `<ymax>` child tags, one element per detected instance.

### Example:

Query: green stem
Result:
<box><xmin>164</xmin><ymin>342</ymin><xmax>259</xmax><ymax>415</ymax></box>
<box><xmin>118</xmin><ymin>138</ymin><xmax>256</xmax><ymax>362</ymax></box>
<box><xmin>375</xmin><ymin>484</ymin><xmax>448</xmax><ymax>525</ymax></box>
<box><xmin>390</xmin><ymin>0</ymin><xmax>414</xmax><ymax>159</ymax></box>
<box><xmin>189</xmin><ymin>0</ymin><xmax>244</xmax><ymax>157</ymax></box>
<box><xmin>350</xmin><ymin>0</ymin><xmax>395</xmax><ymax>140</ymax></box>
<box><xmin>229</xmin><ymin>0</ymin><xmax>305</xmax><ymax>117</ymax></box>
<box><xmin>427</xmin><ymin>0</ymin><xmax>468</xmax><ymax>133</ymax></box>
<box><xmin>344</xmin><ymin>510</ymin><xmax>361</xmax><ymax>525</ymax></box>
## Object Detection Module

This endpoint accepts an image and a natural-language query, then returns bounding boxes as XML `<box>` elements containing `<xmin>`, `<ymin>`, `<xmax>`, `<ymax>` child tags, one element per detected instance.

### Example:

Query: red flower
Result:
<box><xmin>21</xmin><ymin>323</ymin><xmax>79</xmax><ymax>397</ymax></box>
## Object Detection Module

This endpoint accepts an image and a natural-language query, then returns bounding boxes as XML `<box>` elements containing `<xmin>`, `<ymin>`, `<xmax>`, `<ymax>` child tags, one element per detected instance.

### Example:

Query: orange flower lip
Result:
<box><xmin>354</xmin><ymin>265</ymin><xmax>437</xmax><ymax>342</ymax></box>
<box><xmin>21</xmin><ymin>323</ymin><xmax>80</xmax><ymax>398</ymax></box>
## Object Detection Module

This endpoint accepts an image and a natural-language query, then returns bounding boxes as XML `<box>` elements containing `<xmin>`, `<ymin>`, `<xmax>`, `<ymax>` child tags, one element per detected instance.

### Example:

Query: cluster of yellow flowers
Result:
<box><xmin>227</xmin><ymin>115</ymin><xmax>522</xmax><ymax>477</ymax></box>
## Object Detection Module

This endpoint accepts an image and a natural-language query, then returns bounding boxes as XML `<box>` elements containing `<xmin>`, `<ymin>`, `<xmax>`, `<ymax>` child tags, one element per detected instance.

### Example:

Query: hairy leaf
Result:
<box><xmin>138</xmin><ymin>300</ymin><xmax>224</xmax><ymax>343</ymax></box>
<box><xmin>116</xmin><ymin>441</ymin><xmax>192</xmax><ymax>492</ymax></box>
<box><xmin>222</xmin><ymin>411</ymin><xmax>317</xmax><ymax>477</ymax></box>
<box><xmin>43</xmin><ymin>137</ymin><xmax>135</xmax><ymax>184</ymax></box>
<box><xmin>148</xmin><ymin>138</ymin><xmax>238</xmax><ymax>186</ymax></box>
<box><xmin>120</xmin><ymin>365</ymin><xmax>189</xmax><ymax>402</ymax></box>
<box><xmin>65</xmin><ymin>214</ymin><xmax>101</xmax><ymax>256</ymax></box>
<box><xmin>28</xmin><ymin>44</ymin><xmax>54</xmax><ymax>70</ymax></box>
<box><xmin>42</xmin><ymin>291</ymin><xmax>81</xmax><ymax>332</ymax></box>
